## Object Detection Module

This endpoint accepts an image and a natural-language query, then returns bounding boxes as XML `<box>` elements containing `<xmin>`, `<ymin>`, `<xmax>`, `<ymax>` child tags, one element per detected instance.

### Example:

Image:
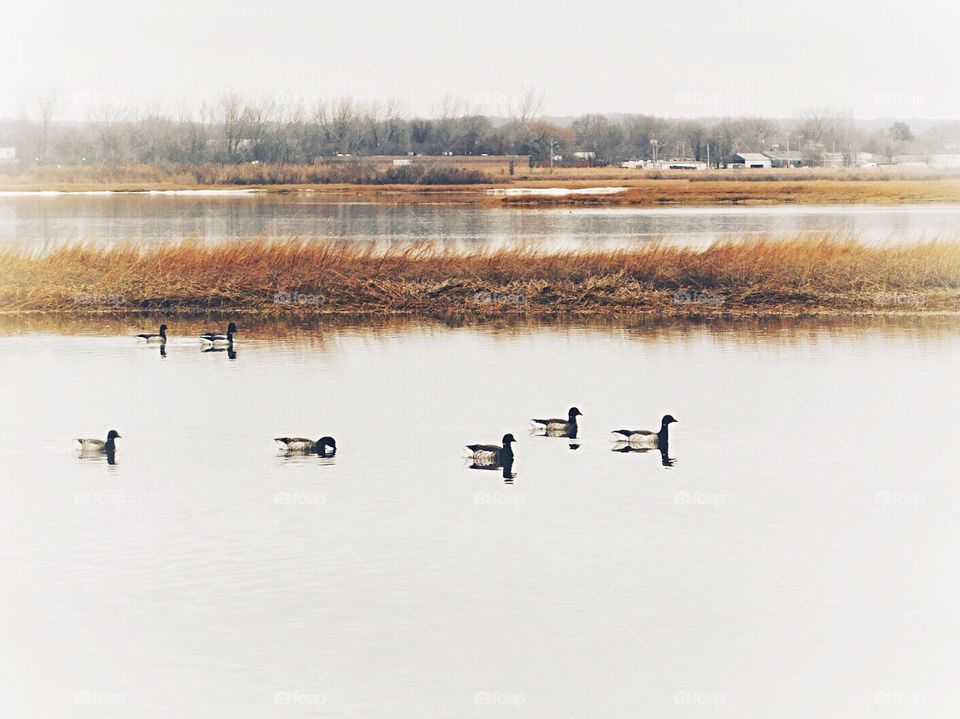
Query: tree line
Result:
<box><xmin>2</xmin><ymin>94</ymin><xmax>957</xmax><ymax>168</ymax></box>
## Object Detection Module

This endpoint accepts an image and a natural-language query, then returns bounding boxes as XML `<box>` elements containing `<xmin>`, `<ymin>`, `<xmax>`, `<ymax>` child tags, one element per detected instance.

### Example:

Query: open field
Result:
<box><xmin>2</xmin><ymin>234</ymin><xmax>958</xmax><ymax>316</ymax></box>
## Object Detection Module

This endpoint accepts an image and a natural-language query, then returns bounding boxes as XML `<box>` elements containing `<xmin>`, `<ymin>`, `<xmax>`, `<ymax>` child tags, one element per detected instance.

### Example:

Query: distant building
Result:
<box><xmin>0</xmin><ymin>147</ymin><xmax>16</xmax><ymax>165</ymax></box>
<box><xmin>731</xmin><ymin>152</ymin><xmax>771</xmax><ymax>169</ymax></box>
<box><xmin>763</xmin><ymin>150</ymin><xmax>804</xmax><ymax>168</ymax></box>
<box><xmin>572</xmin><ymin>151</ymin><xmax>596</xmax><ymax>161</ymax></box>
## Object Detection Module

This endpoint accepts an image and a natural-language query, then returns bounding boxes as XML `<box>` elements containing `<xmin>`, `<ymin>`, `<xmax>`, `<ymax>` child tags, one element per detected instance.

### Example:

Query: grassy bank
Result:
<box><xmin>501</xmin><ymin>178</ymin><xmax>960</xmax><ymax>207</ymax></box>
<box><xmin>2</xmin><ymin>235</ymin><xmax>958</xmax><ymax>316</ymax></box>
<box><xmin>2</xmin><ymin>165</ymin><xmax>959</xmax><ymax>207</ymax></box>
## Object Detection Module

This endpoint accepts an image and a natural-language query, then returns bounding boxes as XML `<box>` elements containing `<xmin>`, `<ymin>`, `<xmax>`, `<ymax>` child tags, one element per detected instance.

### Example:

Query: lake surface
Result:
<box><xmin>1</xmin><ymin>192</ymin><xmax>959</xmax><ymax>250</ymax></box>
<box><xmin>1</xmin><ymin>316</ymin><xmax>958</xmax><ymax>717</ymax></box>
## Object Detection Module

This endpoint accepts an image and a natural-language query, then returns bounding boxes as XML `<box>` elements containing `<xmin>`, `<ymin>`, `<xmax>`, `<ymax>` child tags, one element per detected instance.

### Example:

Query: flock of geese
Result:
<box><xmin>77</xmin><ymin>325</ymin><xmax>678</xmax><ymax>472</ymax></box>
<box><xmin>467</xmin><ymin>407</ymin><xmax>679</xmax><ymax>478</ymax></box>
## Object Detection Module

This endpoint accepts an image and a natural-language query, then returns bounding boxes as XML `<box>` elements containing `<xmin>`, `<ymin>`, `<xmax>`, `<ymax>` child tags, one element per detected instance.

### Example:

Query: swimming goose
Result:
<box><xmin>137</xmin><ymin>324</ymin><xmax>167</xmax><ymax>342</ymax></box>
<box><xmin>200</xmin><ymin>322</ymin><xmax>237</xmax><ymax>344</ymax></box>
<box><xmin>612</xmin><ymin>415</ymin><xmax>678</xmax><ymax>448</ymax></box>
<box><xmin>532</xmin><ymin>407</ymin><xmax>582</xmax><ymax>438</ymax></box>
<box><xmin>75</xmin><ymin>430</ymin><xmax>121</xmax><ymax>452</ymax></box>
<box><xmin>274</xmin><ymin>436</ymin><xmax>337</xmax><ymax>456</ymax></box>
<box><xmin>467</xmin><ymin>433</ymin><xmax>516</xmax><ymax>466</ymax></box>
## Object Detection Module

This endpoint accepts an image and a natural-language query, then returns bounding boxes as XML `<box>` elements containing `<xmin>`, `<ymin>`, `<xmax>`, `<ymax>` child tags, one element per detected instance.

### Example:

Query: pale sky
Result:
<box><xmin>4</xmin><ymin>0</ymin><xmax>959</xmax><ymax>120</ymax></box>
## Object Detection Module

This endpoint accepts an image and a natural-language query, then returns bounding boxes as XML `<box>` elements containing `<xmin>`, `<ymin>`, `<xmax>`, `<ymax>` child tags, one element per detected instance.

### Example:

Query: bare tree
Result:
<box><xmin>36</xmin><ymin>94</ymin><xmax>60</xmax><ymax>165</ymax></box>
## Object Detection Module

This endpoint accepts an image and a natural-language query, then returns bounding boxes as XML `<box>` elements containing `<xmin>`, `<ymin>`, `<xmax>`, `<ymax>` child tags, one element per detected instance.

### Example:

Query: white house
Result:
<box><xmin>731</xmin><ymin>152</ymin><xmax>771</xmax><ymax>169</ymax></box>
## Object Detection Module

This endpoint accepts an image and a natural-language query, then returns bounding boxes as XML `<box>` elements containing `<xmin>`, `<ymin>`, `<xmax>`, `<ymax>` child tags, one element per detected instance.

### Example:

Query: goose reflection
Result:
<box><xmin>201</xmin><ymin>345</ymin><xmax>238</xmax><ymax>360</ymax></box>
<box><xmin>612</xmin><ymin>441</ymin><xmax>675</xmax><ymax>467</ymax></box>
<box><xmin>159</xmin><ymin>343</ymin><xmax>167</xmax><ymax>358</ymax></box>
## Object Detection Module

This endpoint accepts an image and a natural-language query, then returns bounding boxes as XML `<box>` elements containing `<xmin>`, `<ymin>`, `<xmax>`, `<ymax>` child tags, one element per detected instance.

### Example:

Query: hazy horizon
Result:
<box><xmin>5</xmin><ymin>0</ymin><xmax>959</xmax><ymax>122</ymax></box>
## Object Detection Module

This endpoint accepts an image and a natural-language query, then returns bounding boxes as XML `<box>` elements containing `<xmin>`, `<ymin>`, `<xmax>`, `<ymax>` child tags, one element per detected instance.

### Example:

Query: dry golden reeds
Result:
<box><xmin>1</xmin><ymin>234</ymin><xmax>958</xmax><ymax>315</ymax></box>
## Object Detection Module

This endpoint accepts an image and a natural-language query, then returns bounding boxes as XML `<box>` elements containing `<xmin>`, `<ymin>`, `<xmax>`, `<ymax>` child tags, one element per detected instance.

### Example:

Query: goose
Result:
<box><xmin>137</xmin><ymin>324</ymin><xmax>167</xmax><ymax>342</ymax></box>
<box><xmin>467</xmin><ymin>433</ymin><xmax>516</xmax><ymax>466</ymax></box>
<box><xmin>612</xmin><ymin>415</ymin><xmax>678</xmax><ymax>448</ymax></box>
<box><xmin>275</xmin><ymin>436</ymin><xmax>337</xmax><ymax>456</ymax></box>
<box><xmin>75</xmin><ymin>430</ymin><xmax>121</xmax><ymax>452</ymax></box>
<box><xmin>201</xmin><ymin>322</ymin><xmax>237</xmax><ymax>345</ymax></box>
<box><xmin>531</xmin><ymin>407</ymin><xmax>582</xmax><ymax>438</ymax></box>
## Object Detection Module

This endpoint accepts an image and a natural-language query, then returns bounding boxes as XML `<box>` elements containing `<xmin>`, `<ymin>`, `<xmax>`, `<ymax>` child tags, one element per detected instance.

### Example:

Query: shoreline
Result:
<box><xmin>2</xmin><ymin>175</ymin><xmax>959</xmax><ymax>208</ymax></box>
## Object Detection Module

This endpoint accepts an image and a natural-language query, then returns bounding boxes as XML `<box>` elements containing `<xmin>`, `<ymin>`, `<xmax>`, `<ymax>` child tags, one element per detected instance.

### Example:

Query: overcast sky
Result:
<box><xmin>4</xmin><ymin>0</ymin><xmax>958</xmax><ymax>121</ymax></box>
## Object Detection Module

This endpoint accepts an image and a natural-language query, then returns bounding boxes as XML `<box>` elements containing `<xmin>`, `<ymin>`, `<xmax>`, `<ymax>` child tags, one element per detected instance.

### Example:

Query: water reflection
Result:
<box><xmin>612</xmin><ymin>441</ymin><xmax>676</xmax><ymax>467</ymax></box>
<box><xmin>1</xmin><ymin>313</ymin><xmax>958</xmax><ymax>718</ymax></box>
<box><xmin>4</xmin><ymin>195</ymin><xmax>960</xmax><ymax>250</ymax></box>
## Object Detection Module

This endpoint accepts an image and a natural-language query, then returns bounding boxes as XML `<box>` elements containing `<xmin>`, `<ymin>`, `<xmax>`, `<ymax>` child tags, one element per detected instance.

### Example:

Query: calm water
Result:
<box><xmin>1</xmin><ymin>316</ymin><xmax>958</xmax><ymax>717</ymax></box>
<box><xmin>2</xmin><ymin>193</ymin><xmax>959</xmax><ymax>250</ymax></box>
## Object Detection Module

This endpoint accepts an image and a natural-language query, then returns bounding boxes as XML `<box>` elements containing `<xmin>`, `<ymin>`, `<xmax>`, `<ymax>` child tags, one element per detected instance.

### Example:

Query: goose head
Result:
<box><xmin>661</xmin><ymin>415</ymin><xmax>678</xmax><ymax>426</ymax></box>
<box><xmin>316</xmin><ymin>436</ymin><xmax>336</xmax><ymax>452</ymax></box>
<box><xmin>568</xmin><ymin>407</ymin><xmax>583</xmax><ymax>419</ymax></box>
<box><xmin>501</xmin><ymin>433</ymin><xmax>517</xmax><ymax>446</ymax></box>
<box><xmin>106</xmin><ymin>430</ymin><xmax>121</xmax><ymax>441</ymax></box>
<box><xmin>226</xmin><ymin>322</ymin><xmax>238</xmax><ymax>334</ymax></box>
<box><xmin>159</xmin><ymin>324</ymin><xmax>168</xmax><ymax>334</ymax></box>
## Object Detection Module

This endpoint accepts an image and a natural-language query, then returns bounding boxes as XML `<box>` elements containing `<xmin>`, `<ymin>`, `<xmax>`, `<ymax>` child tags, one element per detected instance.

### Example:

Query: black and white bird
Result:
<box><xmin>200</xmin><ymin>322</ymin><xmax>237</xmax><ymax>345</ymax></box>
<box><xmin>75</xmin><ymin>430</ymin><xmax>121</xmax><ymax>453</ymax></box>
<box><xmin>137</xmin><ymin>324</ymin><xmax>167</xmax><ymax>342</ymax></box>
<box><xmin>467</xmin><ymin>433</ymin><xmax>516</xmax><ymax>467</ymax></box>
<box><xmin>531</xmin><ymin>407</ymin><xmax>582</xmax><ymax>438</ymax></box>
<box><xmin>274</xmin><ymin>436</ymin><xmax>337</xmax><ymax>456</ymax></box>
<box><xmin>612</xmin><ymin>415</ymin><xmax>678</xmax><ymax>448</ymax></box>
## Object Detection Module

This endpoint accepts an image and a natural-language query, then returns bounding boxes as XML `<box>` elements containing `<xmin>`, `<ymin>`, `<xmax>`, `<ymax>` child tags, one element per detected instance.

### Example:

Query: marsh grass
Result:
<box><xmin>1</xmin><ymin>234</ymin><xmax>959</xmax><ymax>315</ymax></box>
